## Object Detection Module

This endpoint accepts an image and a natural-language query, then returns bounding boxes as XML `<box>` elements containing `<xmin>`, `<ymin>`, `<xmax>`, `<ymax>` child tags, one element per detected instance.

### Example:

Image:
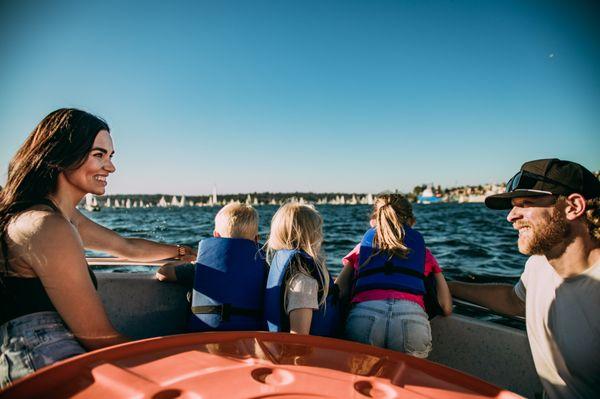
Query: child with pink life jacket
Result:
<box><xmin>335</xmin><ymin>194</ymin><xmax>452</xmax><ymax>358</ymax></box>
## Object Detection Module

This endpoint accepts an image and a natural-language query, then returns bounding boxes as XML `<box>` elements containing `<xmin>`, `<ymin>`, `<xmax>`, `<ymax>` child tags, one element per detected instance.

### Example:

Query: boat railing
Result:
<box><xmin>87</xmin><ymin>257</ymin><xmax>526</xmax><ymax>323</ymax></box>
<box><xmin>451</xmin><ymin>297</ymin><xmax>526</xmax><ymax>323</ymax></box>
<box><xmin>87</xmin><ymin>257</ymin><xmax>174</xmax><ymax>266</ymax></box>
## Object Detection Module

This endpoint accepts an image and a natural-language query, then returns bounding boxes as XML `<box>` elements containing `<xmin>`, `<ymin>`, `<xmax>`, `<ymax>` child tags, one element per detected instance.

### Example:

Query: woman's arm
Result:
<box><xmin>434</xmin><ymin>272</ymin><xmax>453</xmax><ymax>316</ymax></box>
<box><xmin>10</xmin><ymin>211</ymin><xmax>128</xmax><ymax>350</ymax></box>
<box><xmin>73</xmin><ymin>209</ymin><xmax>195</xmax><ymax>262</ymax></box>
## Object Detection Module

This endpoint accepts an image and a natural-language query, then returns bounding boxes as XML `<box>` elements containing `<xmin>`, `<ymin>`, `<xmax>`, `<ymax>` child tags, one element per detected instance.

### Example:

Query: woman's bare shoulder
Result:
<box><xmin>8</xmin><ymin>207</ymin><xmax>74</xmax><ymax>245</ymax></box>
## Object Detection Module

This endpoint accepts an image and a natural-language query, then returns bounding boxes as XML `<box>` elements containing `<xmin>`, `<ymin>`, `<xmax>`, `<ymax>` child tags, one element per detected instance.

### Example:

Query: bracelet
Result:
<box><xmin>176</xmin><ymin>244</ymin><xmax>186</xmax><ymax>258</ymax></box>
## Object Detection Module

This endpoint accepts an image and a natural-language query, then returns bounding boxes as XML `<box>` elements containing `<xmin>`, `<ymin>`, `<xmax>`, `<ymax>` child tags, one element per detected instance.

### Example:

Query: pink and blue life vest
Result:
<box><xmin>190</xmin><ymin>237</ymin><xmax>268</xmax><ymax>332</ymax></box>
<box><xmin>353</xmin><ymin>227</ymin><xmax>426</xmax><ymax>297</ymax></box>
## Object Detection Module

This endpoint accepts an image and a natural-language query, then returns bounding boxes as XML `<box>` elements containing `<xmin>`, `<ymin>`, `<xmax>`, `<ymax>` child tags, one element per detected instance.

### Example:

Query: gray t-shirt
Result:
<box><xmin>514</xmin><ymin>255</ymin><xmax>600</xmax><ymax>399</ymax></box>
<box><xmin>285</xmin><ymin>273</ymin><xmax>319</xmax><ymax>314</ymax></box>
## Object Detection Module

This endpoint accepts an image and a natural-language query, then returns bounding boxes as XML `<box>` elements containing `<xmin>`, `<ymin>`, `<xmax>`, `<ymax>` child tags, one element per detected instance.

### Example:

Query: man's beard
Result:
<box><xmin>520</xmin><ymin>208</ymin><xmax>570</xmax><ymax>256</ymax></box>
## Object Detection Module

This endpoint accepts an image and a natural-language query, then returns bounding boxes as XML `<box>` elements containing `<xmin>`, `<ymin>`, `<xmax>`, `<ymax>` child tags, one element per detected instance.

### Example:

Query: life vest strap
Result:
<box><xmin>357</xmin><ymin>263</ymin><xmax>425</xmax><ymax>280</ymax></box>
<box><xmin>191</xmin><ymin>304</ymin><xmax>262</xmax><ymax>322</ymax></box>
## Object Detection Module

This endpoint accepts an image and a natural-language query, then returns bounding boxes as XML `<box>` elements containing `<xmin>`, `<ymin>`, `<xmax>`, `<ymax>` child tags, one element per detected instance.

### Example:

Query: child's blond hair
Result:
<box><xmin>214</xmin><ymin>202</ymin><xmax>258</xmax><ymax>240</ymax></box>
<box><xmin>267</xmin><ymin>202</ymin><xmax>329</xmax><ymax>306</ymax></box>
<box><xmin>370</xmin><ymin>194</ymin><xmax>415</xmax><ymax>259</ymax></box>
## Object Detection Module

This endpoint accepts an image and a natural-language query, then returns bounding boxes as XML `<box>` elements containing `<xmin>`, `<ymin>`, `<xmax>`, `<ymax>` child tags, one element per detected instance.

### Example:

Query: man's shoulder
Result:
<box><xmin>523</xmin><ymin>255</ymin><xmax>550</xmax><ymax>269</ymax></box>
<box><xmin>520</xmin><ymin>255</ymin><xmax>552</xmax><ymax>285</ymax></box>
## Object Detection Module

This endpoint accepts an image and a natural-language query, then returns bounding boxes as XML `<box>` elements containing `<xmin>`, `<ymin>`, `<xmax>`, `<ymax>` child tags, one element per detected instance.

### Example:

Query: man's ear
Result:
<box><xmin>213</xmin><ymin>230</ymin><xmax>221</xmax><ymax>238</ymax></box>
<box><xmin>564</xmin><ymin>194</ymin><xmax>586</xmax><ymax>221</ymax></box>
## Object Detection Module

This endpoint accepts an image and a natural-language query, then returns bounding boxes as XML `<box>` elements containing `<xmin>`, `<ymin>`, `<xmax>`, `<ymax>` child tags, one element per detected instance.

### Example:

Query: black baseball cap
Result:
<box><xmin>485</xmin><ymin>158</ymin><xmax>600</xmax><ymax>210</ymax></box>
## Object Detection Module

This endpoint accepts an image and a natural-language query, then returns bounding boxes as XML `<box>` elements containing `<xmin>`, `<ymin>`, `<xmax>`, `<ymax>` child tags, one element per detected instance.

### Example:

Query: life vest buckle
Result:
<box><xmin>220</xmin><ymin>303</ymin><xmax>232</xmax><ymax>321</ymax></box>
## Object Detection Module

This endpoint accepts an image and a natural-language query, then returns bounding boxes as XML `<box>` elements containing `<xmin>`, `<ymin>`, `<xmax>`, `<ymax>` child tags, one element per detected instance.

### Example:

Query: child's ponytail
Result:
<box><xmin>372</xmin><ymin>194</ymin><xmax>415</xmax><ymax>259</ymax></box>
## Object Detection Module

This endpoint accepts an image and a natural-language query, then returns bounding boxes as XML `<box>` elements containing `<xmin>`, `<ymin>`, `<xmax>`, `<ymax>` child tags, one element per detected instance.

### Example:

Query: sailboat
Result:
<box><xmin>84</xmin><ymin>193</ymin><xmax>100</xmax><ymax>212</ymax></box>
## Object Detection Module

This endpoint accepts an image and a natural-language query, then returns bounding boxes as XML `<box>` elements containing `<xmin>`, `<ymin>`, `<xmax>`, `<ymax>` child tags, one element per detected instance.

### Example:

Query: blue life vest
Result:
<box><xmin>353</xmin><ymin>227</ymin><xmax>426</xmax><ymax>296</ymax></box>
<box><xmin>190</xmin><ymin>237</ymin><xmax>268</xmax><ymax>332</ymax></box>
<box><xmin>265</xmin><ymin>250</ymin><xmax>341</xmax><ymax>337</ymax></box>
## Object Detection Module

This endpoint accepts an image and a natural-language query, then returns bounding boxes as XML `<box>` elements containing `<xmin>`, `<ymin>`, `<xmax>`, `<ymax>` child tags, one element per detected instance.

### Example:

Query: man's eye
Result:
<box><xmin>93</xmin><ymin>153</ymin><xmax>103</xmax><ymax>158</ymax></box>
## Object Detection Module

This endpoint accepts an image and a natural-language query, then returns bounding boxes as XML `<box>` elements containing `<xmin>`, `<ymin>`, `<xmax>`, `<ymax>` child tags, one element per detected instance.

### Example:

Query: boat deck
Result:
<box><xmin>92</xmin><ymin>271</ymin><xmax>542</xmax><ymax>397</ymax></box>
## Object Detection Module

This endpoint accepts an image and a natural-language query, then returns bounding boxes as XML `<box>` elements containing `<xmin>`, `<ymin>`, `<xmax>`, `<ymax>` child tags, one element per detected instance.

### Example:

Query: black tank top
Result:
<box><xmin>0</xmin><ymin>199</ymin><xmax>98</xmax><ymax>325</ymax></box>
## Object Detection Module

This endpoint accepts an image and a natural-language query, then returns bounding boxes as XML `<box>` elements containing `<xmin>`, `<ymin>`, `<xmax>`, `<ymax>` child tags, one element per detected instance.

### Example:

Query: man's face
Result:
<box><xmin>507</xmin><ymin>195</ymin><xmax>569</xmax><ymax>256</ymax></box>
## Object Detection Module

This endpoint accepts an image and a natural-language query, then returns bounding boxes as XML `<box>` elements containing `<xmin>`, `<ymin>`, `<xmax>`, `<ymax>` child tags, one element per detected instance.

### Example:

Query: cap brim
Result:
<box><xmin>484</xmin><ymin>190</ymin><xmax>553</xmax><ymax>210</ymax></box>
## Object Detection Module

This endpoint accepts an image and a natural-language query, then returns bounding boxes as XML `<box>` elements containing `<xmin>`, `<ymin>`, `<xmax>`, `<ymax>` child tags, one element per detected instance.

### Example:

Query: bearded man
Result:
<box><xmin>448</xmin><ymin>159</ymin><xmax>600</xmax><ymax>399</ymax></box>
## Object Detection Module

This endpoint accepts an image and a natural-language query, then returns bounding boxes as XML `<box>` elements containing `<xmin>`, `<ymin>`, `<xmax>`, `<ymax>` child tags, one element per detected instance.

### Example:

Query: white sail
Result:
<box><xmin>157</xmin><ymin>196</ymin><xmax>167</xmax><ymax>207</ymax></box>
<box><xmin>422</xmin><ymin>186</ymin><xmax>434</xmax><ymax>197</ymax></box>
<box><xmin>125</xmin><ymin>198</ymin><xmax>132</xmax><ymax>208</ymax></box>
<box><xmin>212</xmin><ymin>186</ymin><xmax>218</xmax><ymax>205</ymax></box>
<box><xmin>84</xmin><ymin>194</ymin><xmax>100</xmax><ymax>211</ymax></box>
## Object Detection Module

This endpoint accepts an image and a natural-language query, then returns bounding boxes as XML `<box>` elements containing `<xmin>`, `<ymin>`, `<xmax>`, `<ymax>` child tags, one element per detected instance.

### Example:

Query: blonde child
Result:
<box><xmin>156</xmin><ymin>202</ymin><xmax>267</xmax><ymax>331</ymax></box>
<box><xmin>336</xmin><ymin>194</ymin><xmax>452</xmax><ymax>357</ymax></box>
<box><xmin>264</xmin><ymin>202</ymin><xmax>340</xmax><ymax>336</ymax></box>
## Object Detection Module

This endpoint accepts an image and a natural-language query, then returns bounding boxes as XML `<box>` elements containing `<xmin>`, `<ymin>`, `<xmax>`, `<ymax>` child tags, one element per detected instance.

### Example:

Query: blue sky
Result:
<box><xmin>1</xmin><ymin>0</ymin><xmax>598</xmax><ymax>195</ymax></box>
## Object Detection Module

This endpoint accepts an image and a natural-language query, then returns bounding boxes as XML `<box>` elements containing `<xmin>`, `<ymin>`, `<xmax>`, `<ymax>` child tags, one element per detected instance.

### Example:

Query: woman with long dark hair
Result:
<box><xmin>0</xmin><ymin>108</ymin><xmax>194</xmax><ymax>386</ymax></box>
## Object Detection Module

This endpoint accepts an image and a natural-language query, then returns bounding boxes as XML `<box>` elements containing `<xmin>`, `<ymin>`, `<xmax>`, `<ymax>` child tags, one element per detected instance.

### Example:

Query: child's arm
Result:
<box><xmin>286</xmin><ymin>268</ymin><xmax>319</xmax><ymax>334</ymax></box>
<box><xmin>434</xmin><ymin>272</ymin><xmax>453</xmax><ymax>316</ymax></box>
<box><xmin>425</xmin><ymin>248</ymin><xmax>452</xmax><ymax>316</ymax></box>
<box><xmin>289</xmin><ymin>309</ymin><xmax>313</xmax><ymax>334</ymax></box>
<box><xmin>335</xmin><ymin>243</ymin><xmax>360</xmax><ymax>301</ymax></box>
<box><xmin>335</xmin><ymin>264</ymin><xmax>354</xmax><ymax>302</ymax></box>
<box><xmin>155</xmin><ymin>260</ymin><xmax>194</xmax><ymax>286</ymax></box>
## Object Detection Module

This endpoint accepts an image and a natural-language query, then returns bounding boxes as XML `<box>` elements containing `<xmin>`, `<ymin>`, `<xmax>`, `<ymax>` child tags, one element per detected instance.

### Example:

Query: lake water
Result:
<box><xmin>85</xmin><ymin>203</ymin><xmax>526</xmax><ymax>284</ymax></box>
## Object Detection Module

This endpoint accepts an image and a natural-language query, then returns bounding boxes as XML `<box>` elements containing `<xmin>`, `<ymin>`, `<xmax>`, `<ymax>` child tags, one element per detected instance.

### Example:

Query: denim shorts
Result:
<box><xmin>345</xmin><ymin>299</ymin><xmax>432</xmax><ymax>358</ymax></box>
<box><xmin>1</xmin><ymin>311</ymin><xmax>86</xmax><ymax>388</ymax></box>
